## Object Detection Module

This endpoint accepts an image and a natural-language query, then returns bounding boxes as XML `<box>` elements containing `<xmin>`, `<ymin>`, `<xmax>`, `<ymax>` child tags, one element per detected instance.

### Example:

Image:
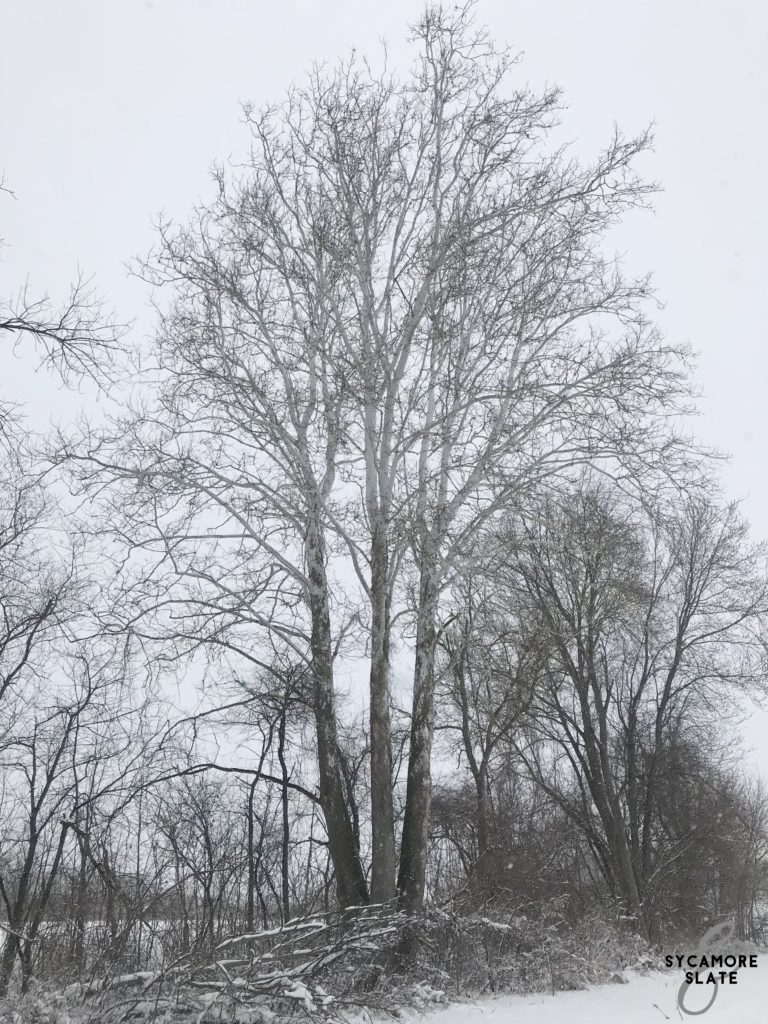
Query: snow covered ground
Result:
<box><xmin>418</xmin><ymin>962</ymin><xmax>768</xmax><ymax>1023</ymax></box>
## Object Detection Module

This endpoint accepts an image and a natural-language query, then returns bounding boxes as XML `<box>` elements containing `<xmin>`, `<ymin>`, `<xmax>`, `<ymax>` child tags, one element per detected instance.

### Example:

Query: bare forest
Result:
<box><xmin>1</xmin><ymin>6</ymin><xmax>767</xmax><ymax>1022</ymax></box>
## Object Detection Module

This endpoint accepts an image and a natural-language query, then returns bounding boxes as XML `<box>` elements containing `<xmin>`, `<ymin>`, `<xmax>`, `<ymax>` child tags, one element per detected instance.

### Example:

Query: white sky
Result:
<box><xmin>2</xmin><ymin>0</ymin><xmax>768</xmax><ymax>769</ymax></box>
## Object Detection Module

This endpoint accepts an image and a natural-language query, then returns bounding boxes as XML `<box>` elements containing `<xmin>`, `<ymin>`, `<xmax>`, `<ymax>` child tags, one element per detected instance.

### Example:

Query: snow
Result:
<box><xmin>415</xmin><ymin>963</ymin><xmax>768</xmax><ymax>1023</ymax></box>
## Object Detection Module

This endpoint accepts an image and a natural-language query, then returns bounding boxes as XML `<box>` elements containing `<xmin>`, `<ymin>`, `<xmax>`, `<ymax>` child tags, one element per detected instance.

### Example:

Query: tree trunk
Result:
<box><xmin>369</xmin><ymin>523</ymin><xmax>396</xmax><ymax>902</ymax></box>
<box><xmin>475</xmin><ymin>761</ymin><xmax>492</xmax><ymax>889</ymax></box>
<box><xmin>245</xmin><ymin>777</ymin><xmax>258</xmax><ymax>933</ymax></box>
<box><xmin>0</xmin><ymin>935</ymin><xmax>16</xmax><ymax>997</ymax></box>
<box><xmin>19</xmin><ymin>942</ymin><xmax>33</xmax><ymax>994</ymax></box>
<box><xmin>305</xmin><ymin>514</ymin><xmax>369</xmax><ymax>908</ymax></box>
<box><xmin>277</xmin><ymin>704</ymin><xmax>292</xmax><ymax>922</ymax></box>
<box><xmin>72</xmin><ymin>836</ymin><xmax>88</xmax><ymax>976</ymax></box>
<box><xmin>609</xmin><ymin>814</ymin><xmax>648</xmax><ymax>938</ymax></box>
<box><xmin>397</xmin><ymin>545</ymin><xmax>439</xmax><ymax>911</ymax></box>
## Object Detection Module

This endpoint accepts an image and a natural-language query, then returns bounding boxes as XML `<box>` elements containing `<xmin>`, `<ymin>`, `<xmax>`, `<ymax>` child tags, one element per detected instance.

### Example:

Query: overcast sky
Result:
<box><xmin>3</xmin><ymin>0</ymin><xmax>768</xmax><ymax>766</ymax></box>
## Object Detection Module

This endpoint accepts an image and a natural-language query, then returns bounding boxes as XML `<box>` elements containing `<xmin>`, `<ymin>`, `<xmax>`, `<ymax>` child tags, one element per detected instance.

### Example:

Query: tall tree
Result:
<box><xmin>60</xmin><ymin>3</ymin><xmax>694</xmax><ymax>913</ymax></box>
<box><xmin>392</xmin><ymin>6</ymin><xmax>692</xmax><ymax>910</ymax></box>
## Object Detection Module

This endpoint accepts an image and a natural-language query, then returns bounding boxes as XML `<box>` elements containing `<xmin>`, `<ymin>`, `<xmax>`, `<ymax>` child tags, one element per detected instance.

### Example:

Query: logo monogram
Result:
<box><xmin>677</xmin><ymin>920</ymin><xmax>736</xmax><ymax>1016</ymax></box>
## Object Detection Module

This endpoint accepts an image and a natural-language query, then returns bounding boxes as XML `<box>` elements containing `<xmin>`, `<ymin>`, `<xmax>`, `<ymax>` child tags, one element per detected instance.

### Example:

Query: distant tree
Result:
<box><xmin>0</xmin><ymin>647</ymin><xmax>139</xmax><ymax>993</ymax></box>
<box><xmin>435</xmin><ymin>561</ymin><xmax>541</xmax><ymax>893</ymax></box>
<box><xmin>502</xmin><ymin>482</ymin><xmax>768</xmax><ymax>937</ymax></box>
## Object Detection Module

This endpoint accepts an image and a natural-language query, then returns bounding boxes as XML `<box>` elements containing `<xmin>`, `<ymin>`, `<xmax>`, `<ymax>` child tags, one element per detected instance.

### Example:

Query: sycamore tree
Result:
<box><xmin>61</xmin><ymin>4</ymin><xmax>695</xmax><ymax>910</ymax></box>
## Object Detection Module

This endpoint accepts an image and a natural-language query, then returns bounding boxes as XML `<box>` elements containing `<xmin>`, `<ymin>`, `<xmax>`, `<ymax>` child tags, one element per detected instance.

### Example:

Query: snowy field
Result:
<box><xmin>417</xmin><ymin>964</ymin><xmax>768</xmax><ymax>1023</ymax></box>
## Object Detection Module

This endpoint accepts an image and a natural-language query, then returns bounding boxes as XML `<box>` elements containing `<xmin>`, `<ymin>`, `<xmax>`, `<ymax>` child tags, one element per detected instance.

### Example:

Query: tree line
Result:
<box><xmin>1</xmin><ymin>3</ymin><xmax>766</xmax><ymax>995</ymax></box>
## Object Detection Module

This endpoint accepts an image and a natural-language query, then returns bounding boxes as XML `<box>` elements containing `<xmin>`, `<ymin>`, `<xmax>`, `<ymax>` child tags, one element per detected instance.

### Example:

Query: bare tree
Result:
<box><xmin>390</xmin><ymin>6</ymin><xmax>693</xmax><ymax>911</ymax></box>
<box><xmin>500</xmin><ymin>481</ymin><xmax>768</xmax><ymax>935</ymax></box>
<box><xmin>435</xmin><ymin>562</ymin><xmax>540</xmax><ymax>892</ymax></box>
<box><xmin>0</xmin><ymin>645</ymin><xmax>141</xmax><ymax>993</ymax></box>
<box><xmin>58</xmin><ymin>3</ymin><xmax>695</xmax><ymax>916</ymax></box>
